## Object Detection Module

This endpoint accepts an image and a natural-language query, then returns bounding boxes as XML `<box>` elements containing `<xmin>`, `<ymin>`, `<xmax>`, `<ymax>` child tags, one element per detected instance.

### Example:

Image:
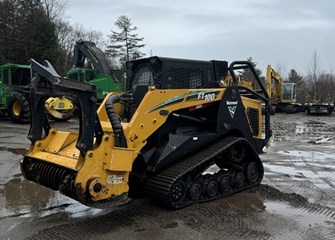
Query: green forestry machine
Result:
<box><xmin>66</xmin><ymin>40</ymin><xmax>125</xmax><ymax>101</ymax></box>
<box><xmin>0</xmin><ymin>63</ymin><xmax>74</xmax><ymax>123</ymax></box>
<box><xmin>0</xmin><ymin>64</ymin><xmax>31</xmax><ymax>122</ymax></box>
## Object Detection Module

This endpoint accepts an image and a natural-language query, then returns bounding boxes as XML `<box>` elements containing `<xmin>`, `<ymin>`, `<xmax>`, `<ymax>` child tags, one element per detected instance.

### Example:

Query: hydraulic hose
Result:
<box><xmin>105</xmin><ymin>95</ymin><xmax>127</xmax><ymax>147</ymax></box>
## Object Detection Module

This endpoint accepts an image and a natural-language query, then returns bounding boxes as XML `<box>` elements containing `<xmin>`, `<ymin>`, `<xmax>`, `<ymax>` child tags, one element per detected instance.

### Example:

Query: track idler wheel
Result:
<box><xmin>246</xmin><ymin>162</ymin><xmax>260</xmax><ymax>184</ymax></box>
<box><xmin>169</xmin><ymin>182</ymin><xmax>186</xmax><ymax>204</ymax></box>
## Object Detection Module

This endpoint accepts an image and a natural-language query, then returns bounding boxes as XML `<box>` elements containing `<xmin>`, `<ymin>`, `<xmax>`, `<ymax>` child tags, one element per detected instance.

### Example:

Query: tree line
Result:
<box><xmin>242</xmin><ymin>54</ymin><xmax>335</xmax><ymax>104</ymax></box>
<box><xmin>0</xmin><ymin>0</ymin><xmax>145</xmax><ymax>74</ymax></box>
<box><xmin>0</xmin><ymin>0</ymin><xmax>334</xmax><ymax>104</ymax></box>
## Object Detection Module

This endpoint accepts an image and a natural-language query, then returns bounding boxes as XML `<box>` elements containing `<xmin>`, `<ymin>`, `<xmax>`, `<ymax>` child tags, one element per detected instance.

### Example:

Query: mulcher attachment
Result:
<box><xmin>21</xmin><ymin>157</ymin><xmax>77</xmax><ymax>199</ymax></box>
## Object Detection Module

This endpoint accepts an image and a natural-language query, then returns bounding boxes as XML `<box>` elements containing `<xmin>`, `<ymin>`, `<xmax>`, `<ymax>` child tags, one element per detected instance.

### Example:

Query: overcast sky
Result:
<box><xmin>66</xmin><ymin>0</ymin><xmax>335</xmax><ymax>75</ymax></box>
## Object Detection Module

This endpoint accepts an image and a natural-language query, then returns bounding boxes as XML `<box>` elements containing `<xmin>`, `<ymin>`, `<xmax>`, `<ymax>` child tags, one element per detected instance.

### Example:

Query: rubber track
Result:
<box><xmin>145</xmin><ymin>136</ymin><xmax>263</xmax><ymax>209</ymax></box>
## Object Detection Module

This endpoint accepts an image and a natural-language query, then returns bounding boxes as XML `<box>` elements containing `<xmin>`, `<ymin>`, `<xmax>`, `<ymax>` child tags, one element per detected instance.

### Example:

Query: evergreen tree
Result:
<box><xmin>287</xmin><ymin>69</ymin><xmax>303</xmax><ymax>85</ymax></box>
<box><xmin>106</xmin><ymin>15</ymin><xmax>145</xmax><ymax>68</ymax></box>
<box><xmin>239</xmin><ymin>57</ymin><xmax>265</xmax><ymax>89</ymax></box>
<box><xmin>0</xmin><ymin>0</ymin><xmax>61</xmax><ymax>66</ymax></box>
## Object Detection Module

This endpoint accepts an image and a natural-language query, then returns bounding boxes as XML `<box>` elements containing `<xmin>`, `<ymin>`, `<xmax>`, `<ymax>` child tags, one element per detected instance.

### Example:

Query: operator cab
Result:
<box><xmin>281</xmin><ymin>83</ymin><xmax>296</xmax><ymax>102</ymax></box>
<box><xmin>124</xmin><ymin>56</ymin><xmax>228</xmax><ymax>119</ymax></box>
<box><xmin>1</xmin><ymin>65</ymin><xmax>31</xmax><ymax>87</ymax></box>
<box><xmin>127</xmin><ymin>56</ymin><xmax>228</xmax><ymax>91</ymax></box>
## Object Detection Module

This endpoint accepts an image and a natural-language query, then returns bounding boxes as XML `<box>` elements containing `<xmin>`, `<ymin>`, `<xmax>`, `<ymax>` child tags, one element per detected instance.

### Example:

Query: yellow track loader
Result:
<box><xmin>21</xmin><ymin>57</ymin><xmax>271</xmax><ymax>209</ymax></box>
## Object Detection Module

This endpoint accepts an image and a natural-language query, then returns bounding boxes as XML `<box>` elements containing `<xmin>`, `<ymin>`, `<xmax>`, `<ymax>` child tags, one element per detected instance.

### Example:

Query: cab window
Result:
<box><xmin>3</xmin><ymin>69</ymin><xmax>9</xmax><ymax>84</ymax></box>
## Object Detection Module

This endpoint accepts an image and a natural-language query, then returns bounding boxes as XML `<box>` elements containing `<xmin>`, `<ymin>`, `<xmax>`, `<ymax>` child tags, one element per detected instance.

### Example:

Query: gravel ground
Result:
<box><xmin>0</xmin><ymin>112</ymin><xmax>334</xmax><ymax>240</ymax></box>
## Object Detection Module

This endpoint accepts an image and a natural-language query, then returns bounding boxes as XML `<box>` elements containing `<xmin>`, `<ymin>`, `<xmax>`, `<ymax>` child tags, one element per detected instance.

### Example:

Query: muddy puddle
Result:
<box><xmin>10</xmin><ymin>184</ymin><xmax>333</xmax><ymax>240</ymax></box>
<box><xmin>0</xmin><ymin>177</ymin><xmax>107</xmax><ymax>220</ymax></box>
<box><xmin>0</xmin><ymin>147</ymin><xmax>27</xmax><ymax>156</ymax></box>
<box><xmin>266</xmin><ymin>200</ymin><xmax>334</xmax><ymax>227</ymax></box>
<box><xmin>265</xmin><ymin>201</ymin><xmax>335</xmax><ymax>240</ymax></box>
<box><xmin>1</xmin><ymin>178</ymin><xmax>61</xmax><ymax>217</ymax></box>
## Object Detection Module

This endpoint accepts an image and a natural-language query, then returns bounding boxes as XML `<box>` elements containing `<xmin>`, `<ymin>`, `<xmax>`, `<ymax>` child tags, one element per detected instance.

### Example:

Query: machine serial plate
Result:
<box><xmin>107</xmin><ymin>175</ymin><xmax>124</xmax><ymax>184</ymax></box>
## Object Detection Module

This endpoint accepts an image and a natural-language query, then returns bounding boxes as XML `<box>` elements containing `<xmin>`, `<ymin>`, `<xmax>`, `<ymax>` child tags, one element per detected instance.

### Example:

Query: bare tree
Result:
<box><xmin>304</xmin><ymin>51</ymin><xmax>335</xmax><ymax>103</ymax></box>
<box><xmin>317</xmin><ymin>72</ymin><xmax>335</xmax><ymax>102</ymax></box>
<box><xmin>42</xmin><ymin>0</ymin><xmax>67</xmax><ymax>22</ymax></box>
<box><xmin>306</xmin><ymin>50</ymin><xmax>322</xmax><ymax>101</ymax></box>
<box><xmin>0</xmin><ymin>0</ymin><xmax>107</xmax><ymax>74</ymax></box>
<box><xmin>55</xmin><ymin>22</ymin><xmax>104</xmax><ymax>74</ymax></box>
<box><xmin>274</xmin><ymin>63</ymin><xmax>288</xmax><ymax>82</ymax></box>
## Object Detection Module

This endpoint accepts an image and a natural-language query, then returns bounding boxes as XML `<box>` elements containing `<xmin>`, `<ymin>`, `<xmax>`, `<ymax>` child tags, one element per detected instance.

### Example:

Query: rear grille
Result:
<box><xmin>247</xmin><ymin>108</ymin><xmax>259</xmax><ymax>136</ymax></box>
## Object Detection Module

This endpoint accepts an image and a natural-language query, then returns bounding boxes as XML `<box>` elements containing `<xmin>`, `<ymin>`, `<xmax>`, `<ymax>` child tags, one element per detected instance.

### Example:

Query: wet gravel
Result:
<box><xmin>0</xmin><ymin>112</ymin><xmax>334</xmax><ymax>240</ymax></box>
